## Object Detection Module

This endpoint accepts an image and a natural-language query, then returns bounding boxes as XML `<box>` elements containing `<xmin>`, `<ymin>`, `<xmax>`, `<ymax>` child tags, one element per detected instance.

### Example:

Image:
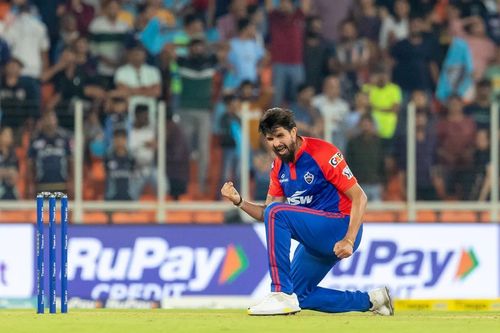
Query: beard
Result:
<box><xmin>273</xmin><ymin>140</ymin><xmax>297</xmax><ymax>163</ymax></box>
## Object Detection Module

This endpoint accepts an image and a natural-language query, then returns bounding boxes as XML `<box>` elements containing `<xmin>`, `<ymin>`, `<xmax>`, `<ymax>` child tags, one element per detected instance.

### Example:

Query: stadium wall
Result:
<box><xmin>0</xmin><ymin>224</ymin><xmax>499</xmax><ymax>309</ymax></box>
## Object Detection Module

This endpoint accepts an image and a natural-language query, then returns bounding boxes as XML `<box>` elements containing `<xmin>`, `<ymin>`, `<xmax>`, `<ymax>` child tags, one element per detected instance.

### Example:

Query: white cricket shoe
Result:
<box><xmin>369</xmin><ymin>287</ymin><xmax>394</xmax><ymax>316</ymax></box>
<box><xmin>248</xmin><ymin>292</ymin><xmax>301</xmax><ymax>316</ymax></box>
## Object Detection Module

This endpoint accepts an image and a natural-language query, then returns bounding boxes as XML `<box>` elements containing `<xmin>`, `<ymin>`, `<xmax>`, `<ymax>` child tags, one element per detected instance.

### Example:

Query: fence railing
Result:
<box><xmin>0</xmin><ymin>100</ymin><xmax>498</xmax><ymax>223</ymax></box>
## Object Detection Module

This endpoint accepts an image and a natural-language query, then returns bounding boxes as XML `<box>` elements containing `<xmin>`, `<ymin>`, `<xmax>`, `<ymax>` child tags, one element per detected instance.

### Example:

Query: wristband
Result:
<box><xmin>345</xmin><ymin>238</ymin><xmax>354</xmax><ymax>247</ymax></box>
<box><xmin>234</xmin><ymin>195</ymin><xmax>243</xmax><ymax>207</ymax></box>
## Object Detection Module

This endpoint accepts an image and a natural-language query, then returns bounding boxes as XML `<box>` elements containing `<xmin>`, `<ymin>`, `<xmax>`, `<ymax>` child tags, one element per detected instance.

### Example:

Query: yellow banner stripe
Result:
<box><xmin>394</xmin><ymin>299</ymin><xmax>500</xmax><ymax>311</ymax></box>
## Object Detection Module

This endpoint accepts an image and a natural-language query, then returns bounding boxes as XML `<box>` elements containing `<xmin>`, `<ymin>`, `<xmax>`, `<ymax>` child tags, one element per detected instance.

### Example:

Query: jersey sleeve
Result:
<box><xmin>313</xmin><ymin>145</ymin><xmax>358</xmax><ymax>193</ymax></box>
<box><xmin>267</xmin><ymin>158</ymin><xmax>284</xmax><ymax>197</ymax></box>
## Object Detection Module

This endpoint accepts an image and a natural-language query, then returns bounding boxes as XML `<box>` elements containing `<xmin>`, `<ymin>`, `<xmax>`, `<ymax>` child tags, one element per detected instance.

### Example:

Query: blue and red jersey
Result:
<box><xmin>268</xmin><ymin>136</ymin><xmax>357</xmax><ymax>215</ymax></box>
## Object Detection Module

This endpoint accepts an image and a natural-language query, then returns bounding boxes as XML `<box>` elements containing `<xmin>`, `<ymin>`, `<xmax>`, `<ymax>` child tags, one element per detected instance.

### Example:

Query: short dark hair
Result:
<box><xmin>477</xmin><ymin>79</ymin><xmax>492</xmax><ymax>88</ymax></box>
<box><xmin>184</xmin><ymin>13</ymin><xmax>202</xmax><ymax>27</ymax></box>
<box><xmin>297</xmin><ymin>83</ymin><xmax>313</xmax><ymax>94</ymax></box>
<box><xmin>113</xmin><ymin>128</ymin><xmax>128</xmax><ymax>137</ymax></box>
<box><xmin>258</xmin><ymin>108</ymin><xmax>297</xmax><ymax>135</ymax></box>
<box><xmin>237</xmin><ymin>18</ymin><xmax>251</xmax><ymax>32</ymax></box>
<box><xmin>134</xmin><ymin>104</ymin><xmax>149</xmax><ymax>115</ymax></box>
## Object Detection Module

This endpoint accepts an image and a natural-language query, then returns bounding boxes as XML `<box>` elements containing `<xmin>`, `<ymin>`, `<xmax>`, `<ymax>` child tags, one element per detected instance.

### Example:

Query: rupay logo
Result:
<box><xmin>68</xmin><ymin>238</ymin><xmax>249</xmax><ymax>300</ymax></box>
<box><xmin>332</xmin><ymin>241</ymin><xmax>479</xmax><ymax>287</ymax></box>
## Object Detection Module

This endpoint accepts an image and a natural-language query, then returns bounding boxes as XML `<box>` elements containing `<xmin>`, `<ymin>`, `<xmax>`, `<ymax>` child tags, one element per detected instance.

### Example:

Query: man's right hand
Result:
<box><xmin>221</xmin><ymin>181</ymin><xmax>241</xmax><ymax>205</ymax></box>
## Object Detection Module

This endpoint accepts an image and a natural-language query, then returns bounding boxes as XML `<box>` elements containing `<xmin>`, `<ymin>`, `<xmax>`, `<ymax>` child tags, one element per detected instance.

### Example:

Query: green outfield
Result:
<box><xmin>1</xmin><ymin>309</ymin><xmax>499</xmax><ymax>333</ymax></box>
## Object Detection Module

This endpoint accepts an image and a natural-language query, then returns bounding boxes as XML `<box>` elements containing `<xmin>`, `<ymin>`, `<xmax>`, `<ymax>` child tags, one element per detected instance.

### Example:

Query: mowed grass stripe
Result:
<box><xmin>0</xmin><ymin>310</ymin><xmax>499</xmax><ymax>333</ymax></box>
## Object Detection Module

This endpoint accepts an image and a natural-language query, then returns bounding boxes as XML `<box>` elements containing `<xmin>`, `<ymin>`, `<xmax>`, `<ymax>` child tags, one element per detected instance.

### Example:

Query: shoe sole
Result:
<box><xmin>384</xmin><ymin>286</ymin><xmax>395</xmax><ymax>316</ymax></box>
<box><xmin>247</xmin><ymin>309</ymin><xmax>301</xmax><ymax>316</ymax></box>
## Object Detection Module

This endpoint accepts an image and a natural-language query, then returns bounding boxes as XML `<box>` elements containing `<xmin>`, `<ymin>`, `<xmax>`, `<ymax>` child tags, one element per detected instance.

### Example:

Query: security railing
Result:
<box><xmin>0</xmin><ymin>100</ymin><xmax>498</xmax><ymax>223</ymax></box>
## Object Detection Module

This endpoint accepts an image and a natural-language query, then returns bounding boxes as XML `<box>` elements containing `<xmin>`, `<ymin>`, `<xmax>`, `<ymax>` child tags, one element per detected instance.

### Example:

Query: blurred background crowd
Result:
<box><xmin>0</xmin><ymin>0</ymin><xmax>499</xmax><ymax>207</ymax></box>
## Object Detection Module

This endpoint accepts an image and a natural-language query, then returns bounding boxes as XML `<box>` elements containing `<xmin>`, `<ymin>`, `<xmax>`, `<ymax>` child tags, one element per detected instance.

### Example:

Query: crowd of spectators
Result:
<box><xmin>0</xmin><ymin>0</ymin><xmax>499</xmax><ymax>203</ymax></box>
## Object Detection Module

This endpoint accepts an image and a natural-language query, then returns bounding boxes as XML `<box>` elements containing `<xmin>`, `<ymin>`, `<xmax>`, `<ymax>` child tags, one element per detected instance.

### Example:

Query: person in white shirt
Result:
<box><xmin>312</xmin><ymin>75</ymin><xmax>350</xmax><ymax>151</ymax></box>
<box><xmin>88</xmin><ymin>0</ymin><xmax>130</xmax><ymax>85</ymax></box>
<box><xmin>114</xmin><ymin>42</ymin><xmax>162</xmax><ymax>122</ymax></box>
<box><xmin>379</xmin><ymin>0</ymin><xmax>410</xmax><ymax>50</ymax></box>
<box><xmin>2</xmin><ymin>2</ymin><xmax>49</xmax><ymax>103</ymax></box>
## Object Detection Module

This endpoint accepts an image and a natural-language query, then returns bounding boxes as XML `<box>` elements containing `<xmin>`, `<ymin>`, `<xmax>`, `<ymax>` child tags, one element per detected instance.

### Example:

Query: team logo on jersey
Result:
<box><xmin>342</xmin><ymin>166</ymin><xmax>353</xmax><ymax>179</ymax></box>
<box><xmin>304</xmin><ymin>171</ymin><xmax>314</xmax><ymax>184</ymax></box>
<box><xmin>279</xmin><ymin>173</ymin><xmax>289</xmax><ymax>183</ymax></box>
<box><xmin>329</xmin><ymin>152</ymin><xmax>343</xmax><ymax>168</ymax></box>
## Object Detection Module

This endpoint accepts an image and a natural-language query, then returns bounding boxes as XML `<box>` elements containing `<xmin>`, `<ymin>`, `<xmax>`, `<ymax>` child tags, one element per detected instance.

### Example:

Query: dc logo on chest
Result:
<box><xmin>303</xmin><ymin>171</ymin><xmax>314</xmax><ymax>185</ymax></box>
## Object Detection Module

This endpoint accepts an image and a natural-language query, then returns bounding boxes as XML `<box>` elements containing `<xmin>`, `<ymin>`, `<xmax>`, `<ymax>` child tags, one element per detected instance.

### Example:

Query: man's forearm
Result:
<box><xmin>238</xmin><ymin>199</ymin><xmax>267</xmax><ymax>222</ymax></box>
<box><xmin>344</xmin><ymin>195</ymin><xmax>367</xmax><ymax>243</ymax></box>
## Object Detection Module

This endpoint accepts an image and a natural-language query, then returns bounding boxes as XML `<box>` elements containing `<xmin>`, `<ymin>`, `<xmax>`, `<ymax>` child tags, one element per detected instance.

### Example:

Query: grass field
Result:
<box><xmin>1</xmin><ymin>309</ymin><xmax>499</xmax><ymax>333</ymax></box>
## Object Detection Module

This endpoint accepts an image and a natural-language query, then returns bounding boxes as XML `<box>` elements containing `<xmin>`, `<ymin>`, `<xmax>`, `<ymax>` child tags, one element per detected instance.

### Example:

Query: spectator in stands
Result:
<box><xmin>2</xmin><ymin>0</ymin><xmax>49</xmax><ymax>106</ymax></box>
<box><xmin>166</xmin><ymin>108</ymin><xmax>190</xmax><ymax>200</ymax></box>
<box><xmin>114</xmin><ymin>41</ymin><xmax>162</xmax><ymax>121</ymax></box>
<box><xmin>379</xmin><ymin>0</ymin><xmax>410</xmax><ymax>50</ymax></box>
<box><xmin>164</xmin><ymin>13</ymin><xmax>208</xmax><ymax>58</ymax></box>
<box><xmin>362</xmin><ymin>66</ymin><xmax>402</xmax><ymax>160</ymax></box>
<box><xmin>58</xmin><ymin>0</ymin><xmax>95</xmax><ymax>35</ymax></box>
<box><xmin>435</xmin><ymin>37</ymin><xmax>474</xmax><ymax>103</ymax></box>
<box><xmin>218</xmin><ymin>94</ymin><xmax>241</xmax><ymax>191</ymax></box>
<box><xmin>484</xmin><ymin>48</ymin><xmax>500</xmax><ymax>99</ymax></box>
<box><xmin>104</xmin><ymin>96</ymin><xmax>129</xmax><ymax>148</ymax></box>
<box><xmin>471</xmin><ymin>129</ymin><xmax>490</xmax><ymax>201</ymax></box>
<box><xmin>266</xmin><ymin>0</ymin><xmax>310</xmax><ymax>106</ymax></box>
<box><xmin>43</xmin><ymin>45</ymin><xmax>103</xmax><ymax>128</ymax></box>
<box><xmin>0</xmin><ymin>58</ymin><xmax>39</xmax><ymax>129</ymax></box>
<box><xmin>310</xmin><ymin>0</ymin><xmax>352</xmax><ymax>44</ymax></box>
<box><xmin>89</xmin><ymin>0</ymin><xmax>130</xmax><ymax>88</ymax></box>
<box><xmin>104</xmin><ymin>127</ymin><xmax>136</xmax><ymax>201</ymax></box>
<box><xmin>436</xmin><ymin>95</ymin><xmax>477</xmax><ymax>200</ymax></box>
<box><xmin>0</xmin><ymin>126</ymin><xmax>19</xmax><ymax>199</ymax></box>
<box><xmin>353</xmin><ymin>0</ymin><xmax>381</xmax><ymax>43</ymax></box>
<box><xmin>54</xmin><ymin>14</ymin><xmax>79</xmax><ymax>62</ymax></box>
<box><xmin>236</xmin><ymin>80</ymin><xmax>272</xmax><ymax>150</ymax></box>
<box><xmin>395</xmin><ymin>109</ymin><xmax>444</xmax><ymax>201</ymax></box>
<box><xmin>390</xmin><ymin>16</ymin><xmax>440</xmax><ymax>100</ymax></box>
<box><xmin>465</xmin><ymin>79</ymin><xmax>492</xmax><ymax>130</ymax></box>
<box><xmin>313</xmin><ymin>75</ymin><xmax>350</xmax><ymax>151</ymax></box>
<box><xmin>345</xmin><ymin>91</ymin><xmax>371</xmax><ymax>139</ymax></box>
<box><xmin>145</xmin><ymin>0</ymin><xmax>176</xmax><ymax>28</ymax></box>
<box><xmin>129</xmin><ymin>104</ymin><xmax>156</xmax><ymax>199</ymax></box>
<box><xmin>27</xmin><ymin>111</ymin><xmax>73</xmax><ymax>196</ymax></box>
<box><xmin>217</xmin><ymin>0</ymin><xmax>248</xmax><ymax>41</ymax></box>
<box><xmin>450</xmin><ymin>14</ymin><xmax>495</xmax><ymax>80</ymax></box>
<box><xmin>346</xmin><ymin>114</ymin><xmax>384</xmax><ymax>201</ymax></box>
<box><xmin>177</xmin><ymin>38</ymin><xmax>217</xmax><ymax>195</ymax></box>
<box><xmin>303</xmin><ymin>16</ymin><xmax>330</xmax><ymax>93</ymax></box>
<box><xmin>84</xmin><ymin>108</ymin><xmax>105</xmax><ymax>161</ymax></box>
<box><xmin>290</xmin><ymin>83</ymin><xmax>322</xmax><ymax>138</ymax></box>
<box><xmin>228</xmin><ymin>18</ymin><xmax>264</xmax><ymax>87</ymax></box>
<box><xmin>330</xmin><ymin>19</ymin><xmax>371</xmax><ymax>103</ymax></box>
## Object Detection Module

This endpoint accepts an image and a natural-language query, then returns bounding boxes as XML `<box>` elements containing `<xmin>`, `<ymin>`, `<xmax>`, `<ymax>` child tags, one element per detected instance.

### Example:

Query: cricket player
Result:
<box><xmin>221</xmin><ymin>108</ymin><xmax>393</xmax><ymax>316</ymax></box>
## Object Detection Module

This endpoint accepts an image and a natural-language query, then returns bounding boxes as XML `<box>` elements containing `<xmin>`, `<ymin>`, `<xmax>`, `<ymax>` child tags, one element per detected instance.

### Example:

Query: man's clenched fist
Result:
<box><xmin>221</xmin><ymin>181</ymin><xmax>241</xmax><ymax>205</ymax></box>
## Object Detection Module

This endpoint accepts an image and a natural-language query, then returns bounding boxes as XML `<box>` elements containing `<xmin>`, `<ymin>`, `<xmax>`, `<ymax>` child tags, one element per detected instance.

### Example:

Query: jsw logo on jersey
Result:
<box><xmin>287</xmin><ymin>190</ymin><xmax>313</xmax><ymax>205</ymax></box>
<box><xmin>67</xmin><ymin>238</ymin><xmax>247</xmax><ymax>300</ymax></box>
